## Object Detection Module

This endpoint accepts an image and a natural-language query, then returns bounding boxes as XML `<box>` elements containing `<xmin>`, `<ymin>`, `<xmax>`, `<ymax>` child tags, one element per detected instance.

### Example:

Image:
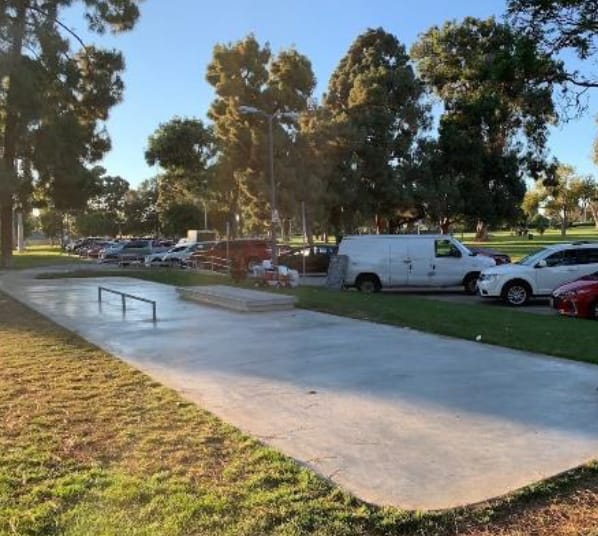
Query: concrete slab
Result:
<box><xmin>2</xmin><ymin>270</ymin><xmax>598</xmax><ymax>510</ymax></box>
<box><xmin>177</xmin><ymin>285</ymin><xmax>297</xmax><ymax>312</ymax></box>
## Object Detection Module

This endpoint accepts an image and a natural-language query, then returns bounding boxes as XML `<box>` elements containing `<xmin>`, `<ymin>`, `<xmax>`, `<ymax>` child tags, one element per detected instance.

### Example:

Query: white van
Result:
<box><xmin>338</xmin><ymin>235</ymin><xmax>495</xmax><ymax>293</ymax></box>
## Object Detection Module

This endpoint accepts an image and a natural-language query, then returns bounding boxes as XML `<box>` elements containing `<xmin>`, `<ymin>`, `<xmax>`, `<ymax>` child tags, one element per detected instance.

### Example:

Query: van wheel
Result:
<box><xmin>463</xmin><ymin>273</ymin><xmax>479</xmax><ymax>295</ymax></box>
<box><xmin>502</xmin><ymin>280</ymin><xmax>530</xmax><ymax>306</ymax></box>
<box><xmin>356</xmin><ymin>275</ymin><xmax>381</xmax><ymax>293</ymax></box>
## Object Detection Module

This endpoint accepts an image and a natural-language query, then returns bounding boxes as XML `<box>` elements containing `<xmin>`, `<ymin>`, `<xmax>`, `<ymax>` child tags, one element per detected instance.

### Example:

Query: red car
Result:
<box><xmin>551</xmin><ymin>271</ymin><xmax>598</xmax><ymax>319</ymax></box>
<box><xmin>189</xmin><ymin>239</ymin><xmax>271</xmax><ymax>270</ymax></box>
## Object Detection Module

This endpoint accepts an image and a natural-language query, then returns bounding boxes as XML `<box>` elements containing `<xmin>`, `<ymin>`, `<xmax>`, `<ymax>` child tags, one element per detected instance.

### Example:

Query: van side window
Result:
<box><xmin>435</xmin><ymin>239</ymin><xmax>460</xmax><ymax>258</ymax></box>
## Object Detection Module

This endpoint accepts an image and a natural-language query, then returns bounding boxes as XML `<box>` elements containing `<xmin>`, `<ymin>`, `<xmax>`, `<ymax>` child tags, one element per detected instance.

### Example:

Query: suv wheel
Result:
<box><xmin>591</xmin><ymin>300</ymin><xmax>598</xmax><ymax>320</ymax></box>
<box><xmin>356</xmin><ymin>274</ymin><xmax>381</xmax><ymax>293</ymax></box>
<box><xmin>502</xmin><ymin>281</ymin><xmax>530</xmax><ymax>306</ymax></box>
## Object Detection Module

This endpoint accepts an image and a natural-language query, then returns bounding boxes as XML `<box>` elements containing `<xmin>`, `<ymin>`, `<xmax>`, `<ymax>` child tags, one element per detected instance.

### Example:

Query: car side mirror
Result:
<box><xmin>536</xmin><ymin>259</ymin><xmax>547</xmax><ymax>268</ymax></box>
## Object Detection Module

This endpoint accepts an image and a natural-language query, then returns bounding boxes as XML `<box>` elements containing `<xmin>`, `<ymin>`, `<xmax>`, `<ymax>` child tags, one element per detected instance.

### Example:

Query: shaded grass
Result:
<box><xmin>3</xmin><ymin>293</ymin><xmax>598</xmax><ymax>534</ymax></box>
<box><xmin>39</xmin><ymin>268</ymin><xmax>598</xmax><ymax>365</ymax></box>
<box><xmin>9</xmin><ymin>246</ymin><xmax>82</xmax><ymax>270</ymax></box>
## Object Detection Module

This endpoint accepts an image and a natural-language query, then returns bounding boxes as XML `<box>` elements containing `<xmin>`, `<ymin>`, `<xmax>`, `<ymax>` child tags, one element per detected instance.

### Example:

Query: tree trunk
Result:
<box><xmin>560</xmin><ymin>206</ymin><xmax>567</xmax><ymax>237</ymax></box>
<box><xmin>0</xmin><ymin>2</ymin><xmax>28</xmax><ymax>267</ymax></box>
<box><xmin>439</xmin><ymin>217</ymin><xmax>450</xmax><ymax>234</ymax></box>
<box><xmin>16</xmin><ymin>211</ymin><xmax>24</xmax><ymax>252</ymax></box>
<box><xmin>475</xmin><ymin>220</ymin><xmax>488</xmax><ymax>241</ymax></box>
<box><xmin>589</xmin><ymin>202</ymin><xmax>598</xmax><ymax>230</ymax></box>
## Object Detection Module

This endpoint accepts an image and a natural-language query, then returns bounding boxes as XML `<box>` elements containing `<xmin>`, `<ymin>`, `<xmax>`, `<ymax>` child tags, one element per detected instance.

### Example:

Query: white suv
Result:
<box><xmin>478</xmin><ymin>242</ymin><xmax>598</xmax><ymax>306</ymax></box>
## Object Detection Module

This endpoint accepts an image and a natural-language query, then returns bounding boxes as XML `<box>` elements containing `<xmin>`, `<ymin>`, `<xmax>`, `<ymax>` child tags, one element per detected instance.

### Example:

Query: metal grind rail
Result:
<box><xmin>98</xmin><ymin>286</ymin><xmax>157</xmax><ymax>322</ymax></box>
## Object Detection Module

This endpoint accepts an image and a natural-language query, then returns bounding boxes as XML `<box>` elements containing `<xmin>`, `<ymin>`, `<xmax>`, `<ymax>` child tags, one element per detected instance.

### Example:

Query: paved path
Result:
<box><xmin>2</xmin><ymin>270</ymin><xmax>598</xmax><ymax>510</ymax></box>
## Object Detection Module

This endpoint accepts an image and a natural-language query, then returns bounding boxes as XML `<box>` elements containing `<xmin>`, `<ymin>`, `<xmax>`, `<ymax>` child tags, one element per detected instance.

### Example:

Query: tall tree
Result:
<box><xmin>508</xmin><ymin>0</ymin><xmax>598</xmax><ymax>90</ymax></box>
<box><xmin>411</xmin><ymin>17</ymin><xmax>561</xmax><ymax>236</ymax></box>
<box><xmin>122</xmin><ymin>178</ymin><xmax>159</xmax><ymax>236</ymax></box>
<box><xmin>322</xmin><ymin>28</ymin><xmax>428</xmax><ymax>234</ymax></box>
<box><xmin>145</xmin><ymin>117</ymin><xmax>214</xmax><ymax>233</ymax></box>
<box><xmin>0</xmin><ymin>0</ymin><xmax>140</xmax><ymax>266</ymax></box>
<box><xmin>206</xmin><ymin>35</ymin><xmax>315</xmax><ymax>236</ymax></box>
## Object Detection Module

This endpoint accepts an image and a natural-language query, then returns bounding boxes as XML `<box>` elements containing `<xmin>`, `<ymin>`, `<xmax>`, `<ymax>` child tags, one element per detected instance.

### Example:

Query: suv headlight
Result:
<box><xmin>479</xmin><ymin>273</ymin><xmax>499</xmax><ymax>282</ymax></box>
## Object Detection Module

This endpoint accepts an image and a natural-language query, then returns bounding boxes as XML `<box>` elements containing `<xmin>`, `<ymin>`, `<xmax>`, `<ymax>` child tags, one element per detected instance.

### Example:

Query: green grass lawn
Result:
<box><xmin>8</xmin><ymin>245</ymin><xmax>83</xmax><ymax>270</ymax></box>
<box><xmin>3</xmin><ymin>290</ymin><xmax>598</xmax><ymax>535</ymax></box>
<box><xmin>289</xmin><ymin>227</ymin><xmax>598</xmax><ymax>261</ymax></box>
<box><xmin>460</xmin><ymin>227</ymin><xmax>598</xmax><ymax>260</ymax></box>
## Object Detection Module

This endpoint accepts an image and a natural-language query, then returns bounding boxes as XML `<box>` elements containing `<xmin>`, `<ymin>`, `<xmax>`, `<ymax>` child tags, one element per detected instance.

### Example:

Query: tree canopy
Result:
<box><xmin>322</xmin><ymin>28</ymin><xmax>428</xmax><ymax>233</ymax></box>
<box><xmin>508</xmin><ymin>0</ymin><xmax>598</xmax><ymax>89</ymax></box>
<box><xmin>0</xmin><ymin>0</ymin><xmax>140</xmax><ymax>266</ymax></box>
<box><xmin>411</xmin><ymin>17</ymin><xmax>561</xmax><ymax>234</ymax></box>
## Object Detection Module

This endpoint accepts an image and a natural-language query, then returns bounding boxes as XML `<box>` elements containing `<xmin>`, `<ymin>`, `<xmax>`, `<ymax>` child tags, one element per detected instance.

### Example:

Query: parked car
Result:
<box><xmin>189</xmin><ymin>239</ymin><xmax>270</xmax><ymax>270</ymax></box>
<box><xmin>278</xmin><ymin>244</ymin><xmax>338</xmax><ymax>273</ymax></box>
<box><xmin>339</xmin><ymin>235</ymin><xmax>495</xmax><ymax>293</ymax></box>
<box><xmin>78</xmin><ymin>240</ymin><xmax>112</xmax><ymax>258</ymax></box>
<box><xmin>478</xmin><ymin>241</ymin><xmax>598</xmax><ymax>306</ymax></box>
<box><xmin>551</xmin><ymin>271</ymin><xmax>598</xmax><ymax>319</ymax></box>
<box><xmin>468</xmin><ymin>247</ymin><xmax>511</xmax><ymax>265</ymax></box>
<box><xmin>144</xmin><ymin>242</ymin><xmax>213</xmax><ymax>267</ymax></box>
<box><xmin>99</xmin><ymin>241</ymin><xmax>128</xmax><ymax>263</ymax></box>
<box><xmin>119</xmin><ymin>239</ymin><xmax>170</xmax><ymax>265</ymax></box>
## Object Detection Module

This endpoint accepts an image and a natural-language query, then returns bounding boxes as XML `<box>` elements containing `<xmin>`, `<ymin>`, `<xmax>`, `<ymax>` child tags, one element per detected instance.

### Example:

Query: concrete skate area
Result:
<box><xmin>2</xmin><ymin>270</ymin><xmax>598</xmax><ymax>510</ymax></box>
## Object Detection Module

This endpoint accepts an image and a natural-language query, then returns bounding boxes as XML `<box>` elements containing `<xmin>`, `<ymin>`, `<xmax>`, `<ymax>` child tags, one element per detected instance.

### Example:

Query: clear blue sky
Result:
<box><xmin>64</xmin><ymin>0</ymin><xmax>598</xmax><ymax>187</ymax></box>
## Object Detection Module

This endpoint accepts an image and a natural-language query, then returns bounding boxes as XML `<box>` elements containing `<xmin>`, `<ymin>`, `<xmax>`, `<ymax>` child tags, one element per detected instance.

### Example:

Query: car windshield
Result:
<box><xmin>517</xmin><ymin>248</ymin><xmax>547</xmax><ymax>266</ymax></box>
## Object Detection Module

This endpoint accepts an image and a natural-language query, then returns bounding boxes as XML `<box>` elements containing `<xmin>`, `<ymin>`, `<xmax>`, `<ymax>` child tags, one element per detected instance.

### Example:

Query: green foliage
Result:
<box><xmin>531</xmin><ymin>214</ymin><xmax>549</xmax><ymax>235</ymax></box>
<box><xmin>205</xmin><ymin>34</ymin><xmax>316</xmax><ymax>236</ymax></box>
<box><xmin>122</xmin><ymin>178</ymin><xmax>159</xmax><ymax>236</ymax></box>
<box><xmin>146</xmin><ymin>118</ymin><xmax>214</xmax><ymax>179</ymax></box>
<box><xmin>322</xmin><ymin>28</ymin><xmax>428</xmax><ymax>233</ymax></box>
<box><xmin>160</xmin><ymin>202</ymin><xmax>204</xmax><ymax>237</ymax></box>
<box><xmin>411</xmin><ymin>17</ymin><xmax>561</xmax><ymax>231</ymax></box>
<box><xmin>0</xmin><ymin>0</ymin><xmax>141</xmax><ymax>265</ymax></box>
<box><xmin>508</xmin><ymin>0</ymin><xmax>597</xmax><ymax>89</ymax></box>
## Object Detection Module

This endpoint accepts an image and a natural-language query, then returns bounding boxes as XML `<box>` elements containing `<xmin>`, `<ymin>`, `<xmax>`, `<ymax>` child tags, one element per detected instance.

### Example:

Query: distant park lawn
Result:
<box><xmin>9</xmin><ymin>245</ymin><xmax>82</xmax><ymax>270</ymax></box>
<box><xmin>2</xmin><ymin>291</ymin><xmax>598</xmax><ymax>535</ymax></box>
<box><xmin>460</xmin><ymin>226</ymin><xmax>598</xmax><ymax>260</ymax></box>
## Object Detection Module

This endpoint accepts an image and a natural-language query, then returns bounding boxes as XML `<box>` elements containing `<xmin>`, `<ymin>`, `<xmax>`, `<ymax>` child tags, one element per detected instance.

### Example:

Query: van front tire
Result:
<box><xmin>356</xmin><ymin>274</ymin><xmax>381</xmax><ymax>293</ymax></box>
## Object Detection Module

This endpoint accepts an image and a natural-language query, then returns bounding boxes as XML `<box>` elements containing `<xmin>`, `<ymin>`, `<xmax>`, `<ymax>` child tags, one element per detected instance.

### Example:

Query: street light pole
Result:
<box><xmin>266</xmin><ymin>113</ymin><xmax>277</xmax><ymax>265</ymax></box>
<box><xmin>239</xmin><ymin>105</ymin><xmax>298</xmax><ymax>267</ymax></box>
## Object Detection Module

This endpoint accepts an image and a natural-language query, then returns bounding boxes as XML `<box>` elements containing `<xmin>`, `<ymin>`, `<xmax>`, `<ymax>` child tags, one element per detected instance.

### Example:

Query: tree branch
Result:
<box><xmin>28</xmin><ymin>4</ymin><xmax>88</xmax><ymax>51</ymax></box>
